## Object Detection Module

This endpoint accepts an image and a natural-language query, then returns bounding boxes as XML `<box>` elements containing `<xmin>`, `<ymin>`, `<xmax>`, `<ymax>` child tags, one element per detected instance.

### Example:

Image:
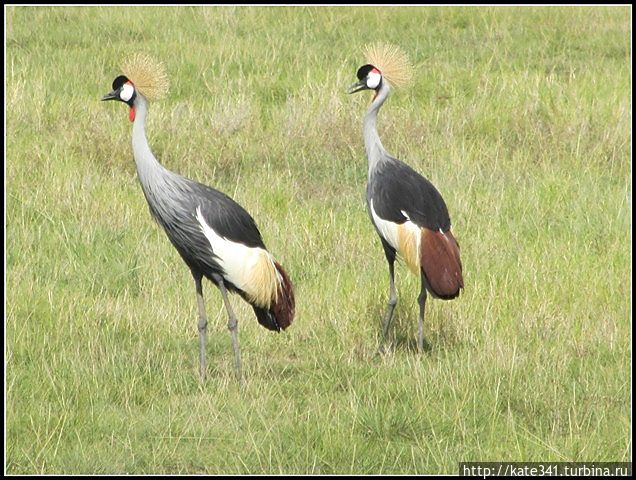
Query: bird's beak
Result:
<box><xmin>101</xmin><ymin>90</ymin><xmax>119</xmax><ymax>101</ymax></box>
<box><xmin>347</xmin><ymin>80</ymin><xmax>367</xmax><ymax>94</ymax></box>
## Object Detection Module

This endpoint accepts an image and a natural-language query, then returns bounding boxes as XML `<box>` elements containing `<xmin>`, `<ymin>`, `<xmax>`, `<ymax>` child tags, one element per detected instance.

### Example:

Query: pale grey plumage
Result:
<box><xmin>350</xmin><ymin>63</ymin><xmax>462</xmax><ymax>353</ymax></box>
<box><xmin>102</xmin><ymin>75</ymin><xmax>295</xmax><ymax>381</ymax></box>
<box><xmin>363</xmin><ymin>81</ymin><xmax>392</xmax><ymax>175</ymax></box>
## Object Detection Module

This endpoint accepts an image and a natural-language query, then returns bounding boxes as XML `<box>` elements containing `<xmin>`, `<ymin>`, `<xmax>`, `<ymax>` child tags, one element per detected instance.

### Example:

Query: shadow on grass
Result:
<box><xmin>366</xmin><ymin>296</ymin><xmax>464</xmax><ymax>355</ymax></box>
<box><xmin>391</xmin><ymin>334</ymin><xmax>433</xmax><ymax>354</ymax></box>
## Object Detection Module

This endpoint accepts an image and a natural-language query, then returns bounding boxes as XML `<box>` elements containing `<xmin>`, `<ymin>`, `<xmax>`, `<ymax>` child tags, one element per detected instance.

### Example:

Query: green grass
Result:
<box><xmin>5</xmin><ymin>5</ymin><xmax>631</xmax><ymax>474</ymax></box>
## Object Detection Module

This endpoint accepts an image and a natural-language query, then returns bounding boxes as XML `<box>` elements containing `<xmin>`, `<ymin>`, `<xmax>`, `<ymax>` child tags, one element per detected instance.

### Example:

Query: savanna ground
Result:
<box><xmin>5</xmin><ymin>5</ymin><xmax>631</xmax><ymax>474</ymax></box>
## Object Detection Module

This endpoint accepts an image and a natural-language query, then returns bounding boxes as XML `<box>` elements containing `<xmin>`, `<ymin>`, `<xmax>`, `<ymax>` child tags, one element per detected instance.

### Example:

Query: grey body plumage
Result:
<box><xmin>103</xmin><ymin>67</ymin><xmax>294</xmax><ymax>381</ymax></box>
<box><xmin>363</xmin><ymin>82</ymin><xmax>451</xmax><ymax>231</ymax></box>
<box><xmin>349</xmin><ymin>61</ymin><xmax>463</xmax><ymax>352</ymax></box>
<box><xmin>132</xmin><ymin>95</ymin><xmax>265</xmax><ymax>292</ymax></box>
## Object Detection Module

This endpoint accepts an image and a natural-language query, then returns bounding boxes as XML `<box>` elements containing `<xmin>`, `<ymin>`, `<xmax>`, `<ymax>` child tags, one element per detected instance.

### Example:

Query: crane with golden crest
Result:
<box><xmin>347</xmin><ymin>44</ymin><xmax>463</xmax><ymax>352</ymax></box>
<box><xmin>101</xmin><ymin>54</ymin><xmax>295</xmax><ymax>380</ymax></box>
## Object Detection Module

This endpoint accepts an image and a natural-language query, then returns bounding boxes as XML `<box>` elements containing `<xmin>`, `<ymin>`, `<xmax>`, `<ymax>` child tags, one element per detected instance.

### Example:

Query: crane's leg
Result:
<box><xmin>417</xmin><ymin>274</ymin><xmax>429</xmax><ymax>353</ymax></box>
<box><xmin>378</xmin><ymin>253</ymin><xmax>397</xmax><ymax>354</ymax></box>
<box><xmin>214</xmin><ymin>275</ymin><xmax>242</xmax><ymax>381</ymax></box>
<box><xmin>193</xmin><ymin>273</ymin><xmax>207</xmax><ymax>381</ymax></box>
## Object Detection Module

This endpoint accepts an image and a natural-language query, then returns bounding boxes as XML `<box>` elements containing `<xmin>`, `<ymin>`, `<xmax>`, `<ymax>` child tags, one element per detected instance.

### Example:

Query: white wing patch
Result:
<box><xmin>195</xmin><ymin>206</ymin><xmax>280</xmax><ymax>307</ymax></box>
<box><xmin>370</xmin><ymin>201</ymin><xmax>421</xmax><ymax>274</ymax></box>
<box><xmin>370</xmin><ymin>200</ymin><xmax>398</xmax><ymax>250</ymax></box>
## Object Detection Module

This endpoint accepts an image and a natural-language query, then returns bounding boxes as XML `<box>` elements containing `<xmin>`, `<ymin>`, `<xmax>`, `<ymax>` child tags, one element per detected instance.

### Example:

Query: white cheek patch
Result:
<box><xmin>366</xmin><ymin>71</ymin><xmax>382</xmax><ymax>89</ymax></box>
<box><xmin>120</xmin><ymin>82</ymin><xmax>134</xmax><ymax>102</ymax></box>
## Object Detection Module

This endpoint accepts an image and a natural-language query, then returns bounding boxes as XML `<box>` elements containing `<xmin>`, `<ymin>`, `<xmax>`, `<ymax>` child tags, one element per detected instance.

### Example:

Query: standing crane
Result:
<box><xmin>101</xmin><ymin>54</ymin><xmax>295</xmax><ymax>380</ymax></box>
<box><xmin>347</xmin><ymin>44</ymin><xmax>463</xmax><ymax>352</ymax></box>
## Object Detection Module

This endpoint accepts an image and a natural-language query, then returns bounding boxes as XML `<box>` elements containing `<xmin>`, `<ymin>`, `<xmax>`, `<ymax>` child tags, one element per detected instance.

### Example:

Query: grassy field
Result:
<box><xmin>5</xmin><ymin>5</ymin><xmax>631</xmax><ymax>474</ymax></box>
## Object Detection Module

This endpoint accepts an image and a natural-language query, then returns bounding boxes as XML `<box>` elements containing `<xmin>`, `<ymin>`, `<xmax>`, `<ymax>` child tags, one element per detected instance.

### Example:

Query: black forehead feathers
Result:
<box><xmin>112</xmin><ymin>75</ymin><xmax>130</xmax><ymax>90</ymax></box>
<box><xmin>356</xmin><ymin>64</ymin><xmax>378</xmax><ymax>80</ymax></box>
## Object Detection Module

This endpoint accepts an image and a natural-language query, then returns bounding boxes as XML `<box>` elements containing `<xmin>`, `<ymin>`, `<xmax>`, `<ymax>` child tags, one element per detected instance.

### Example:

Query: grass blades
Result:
<box><xmin>5</xmin><ymin>5</ymin><xmax>631</xmax><ymax>474</ymax></box>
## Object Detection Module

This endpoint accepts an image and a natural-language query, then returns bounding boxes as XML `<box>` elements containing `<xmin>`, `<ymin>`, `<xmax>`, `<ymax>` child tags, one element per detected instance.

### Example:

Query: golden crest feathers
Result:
<box><xmin>364</xmin><ymin>43</ymin><xmax>414</xmax><ymax>88</ymax></box>
<box><xmin>121</xmin><ymin>53</ymin><xmax>170</xmax><ymax>101</ymax></box>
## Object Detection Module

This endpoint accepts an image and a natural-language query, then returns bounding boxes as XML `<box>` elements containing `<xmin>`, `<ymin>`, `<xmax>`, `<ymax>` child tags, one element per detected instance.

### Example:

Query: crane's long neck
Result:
<box><xmin>131</xmin><ymin>95</ymin><xmax>166</xmax><ymax>189</ymax></box>
<box><xmin>363</xmin><ymin>81</ymin><xmax>391</xmax><ymax>176</ymax></box>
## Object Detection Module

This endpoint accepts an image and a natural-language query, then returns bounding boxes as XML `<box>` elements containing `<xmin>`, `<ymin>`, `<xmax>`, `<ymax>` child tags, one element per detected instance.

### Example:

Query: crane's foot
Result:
<box><xmin>194</xmin><ymin>274</ymin><xmax>209</xmax><ymax>382</ymax></box>
<box><xmin>197</xmin><ymin>307</ymin><xmax>208</xmax><ymax>381</ymax></box>
<box><xmin>417</xmin><ymin>336</ymin><xmax>432</xmax><ymax>353</ymax></box>
<box><xmin>417</xmin><ymin>284</ymin><xmax>429</xmax><ymax>353</ymax></box>
<box><xmin>377</xmin><ymin>297</ymin><xmax>397</xmax><ymax>355</ymax></box>
<box><xmin>228</xmin><ymin>317</ymin><xmax>242</xmax><ymax>382</ymax></box>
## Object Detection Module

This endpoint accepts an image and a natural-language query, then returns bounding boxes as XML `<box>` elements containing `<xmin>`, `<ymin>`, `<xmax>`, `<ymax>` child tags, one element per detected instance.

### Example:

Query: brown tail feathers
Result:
<box><xmin>250</xmin><ymin>261</ymin><xmax>295</xmax><ymax>332</ymax></box>
<box><xmin>420</xmin><ymin>228</ymin><xmax>464</xmax><ymax>299</ymax></box>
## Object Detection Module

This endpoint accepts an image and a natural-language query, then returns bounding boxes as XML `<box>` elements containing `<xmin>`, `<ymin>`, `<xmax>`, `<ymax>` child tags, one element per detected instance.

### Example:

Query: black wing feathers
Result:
<box><xmin>190</xmin><ymin>181</ymin><xmax>266</xmax><ymax>249</ymax></box>
<box><xmin>368</xmin><ymin>158</ymin><xmax>451</xmax><ymax>231</ymax></box>
<box><xmin>142</xmin><ymin>172</ymin><xmax>266</xmax><ymax>285</ymax></box>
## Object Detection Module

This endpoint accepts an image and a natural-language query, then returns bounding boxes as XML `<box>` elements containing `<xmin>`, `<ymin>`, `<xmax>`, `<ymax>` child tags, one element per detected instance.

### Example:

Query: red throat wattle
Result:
<box><xmin>128</xmin><ymin>106</ymin><xmax>136</xmax><ymax>122</ymax></box>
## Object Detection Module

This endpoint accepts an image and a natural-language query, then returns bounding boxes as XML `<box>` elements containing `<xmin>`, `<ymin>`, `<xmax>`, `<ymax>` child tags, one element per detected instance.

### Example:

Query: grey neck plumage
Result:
<box><xmin>131</xmin><ymin>94</ymin><xmax>169</xmax><ymax>191</ymax></box>
<box><xmin>363</xmin><ymin>81</ymin><xmax>391</xmax><ymax>176</ymax></box>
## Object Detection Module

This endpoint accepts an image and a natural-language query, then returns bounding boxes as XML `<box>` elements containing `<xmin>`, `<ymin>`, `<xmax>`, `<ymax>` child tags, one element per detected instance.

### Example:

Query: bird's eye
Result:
<box><xmin>366</xmin><ymin>71</ymin><xmax>382</xmax><ymax>89</ymax></box>
<box><xmin>120</xmin><ymin>82</ymin><xmax>135</xmax><ymax>102</ymax></box>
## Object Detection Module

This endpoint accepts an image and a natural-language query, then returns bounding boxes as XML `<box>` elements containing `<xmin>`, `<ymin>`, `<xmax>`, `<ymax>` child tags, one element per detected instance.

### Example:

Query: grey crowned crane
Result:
<box><xmin>347</xmin><ymin>44</ymin><xmax>463</xmax><ymax>352</ymax></box>
<box><xmin>101</xmin><ymin>54</ymin><xmax>294</xmax><ymax>380</ymax></box>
